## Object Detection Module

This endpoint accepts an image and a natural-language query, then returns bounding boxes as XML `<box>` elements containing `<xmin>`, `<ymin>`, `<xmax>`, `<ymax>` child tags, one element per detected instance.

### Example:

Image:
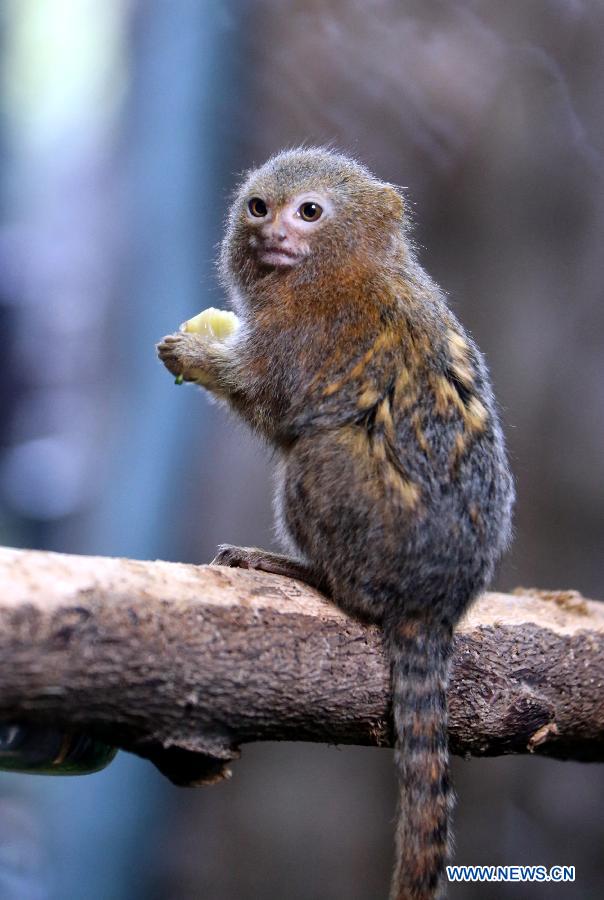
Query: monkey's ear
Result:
<box><xmin>380</xmin><ymin>184</ymin><xmax>405</xmax><ymax>219</ymax></box>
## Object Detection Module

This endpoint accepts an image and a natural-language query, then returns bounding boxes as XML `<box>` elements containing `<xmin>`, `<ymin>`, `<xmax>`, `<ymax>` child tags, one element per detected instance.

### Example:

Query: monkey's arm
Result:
<box><xmin>157</xmin><ymin>332</ymin><xmax>239</xmax><ymax>397</ymax></box>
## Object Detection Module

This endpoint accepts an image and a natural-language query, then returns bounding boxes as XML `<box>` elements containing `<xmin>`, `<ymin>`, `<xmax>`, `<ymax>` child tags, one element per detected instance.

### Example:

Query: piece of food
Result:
<box><xmin>181</xmin><ymin>307</ymin><xmax>239</xmax><ymax>341</ymax></box>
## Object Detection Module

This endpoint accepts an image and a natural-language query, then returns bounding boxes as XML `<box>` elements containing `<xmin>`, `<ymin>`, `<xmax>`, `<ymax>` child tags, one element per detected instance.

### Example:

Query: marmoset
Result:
<box><xmin>157</xmin><ymin>148</ymin><xmax>513</xmax><ymax>900</ymax></box>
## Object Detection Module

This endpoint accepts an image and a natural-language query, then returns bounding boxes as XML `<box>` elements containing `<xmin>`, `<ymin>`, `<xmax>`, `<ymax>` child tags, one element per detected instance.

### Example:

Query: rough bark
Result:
<box><xmin>0</xmin><ymin>546</ymin><xmax>603</xmax><ymax>785</ymax></box>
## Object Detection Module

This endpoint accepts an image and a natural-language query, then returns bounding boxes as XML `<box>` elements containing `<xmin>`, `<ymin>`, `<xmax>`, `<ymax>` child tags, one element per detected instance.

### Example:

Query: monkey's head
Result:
<box><xmin>220</xmin><ymin>148</ymin><xmax>406</xmax><ymax>293</ymax></box>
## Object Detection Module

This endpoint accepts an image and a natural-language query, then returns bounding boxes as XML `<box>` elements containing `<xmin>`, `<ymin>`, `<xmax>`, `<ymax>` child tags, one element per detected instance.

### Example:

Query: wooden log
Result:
<box><xmin>0</xmin><ymin>546</ymin><xmax>602</xmax><ymax>785</ymax></box>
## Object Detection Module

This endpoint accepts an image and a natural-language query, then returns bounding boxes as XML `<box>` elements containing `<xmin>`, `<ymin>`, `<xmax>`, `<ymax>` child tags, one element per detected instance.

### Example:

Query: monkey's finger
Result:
<box><xmin>211</xmin><ymin>544</ymin><xmax>252</xmax><ymax>567</ymax></box>
<box><xmin>156</xmin><ymin>336</ymin><xmax>184</xmax><ymax>358</ymax></box>
<box><xmin>157</xmin><ymin>333</ymin><xmax>182</xmax><ymax>347</ymax></box>
<box><xmin>156</xmin><ymin>347</ymin><xmax>184</xmax><ymax>375</ymax></box>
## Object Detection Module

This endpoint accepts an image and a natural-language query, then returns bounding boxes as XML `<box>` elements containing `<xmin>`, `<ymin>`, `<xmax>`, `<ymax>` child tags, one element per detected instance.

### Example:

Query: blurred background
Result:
<box><xmin>0</xmin><ymin>0</ymin><xmax>603</xmax><ymax>897</ymax></box>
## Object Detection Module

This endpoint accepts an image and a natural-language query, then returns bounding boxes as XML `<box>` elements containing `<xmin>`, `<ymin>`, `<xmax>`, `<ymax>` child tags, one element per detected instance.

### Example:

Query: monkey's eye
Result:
<box><xmin>248</xmin><ymin>197</ymin><xmax>268</xmax><ymax>217</ymax></box>
<box><xmin>298</xmin><ymin>201</ymin><xmax>323</xmax><ymax>222</ymax></box>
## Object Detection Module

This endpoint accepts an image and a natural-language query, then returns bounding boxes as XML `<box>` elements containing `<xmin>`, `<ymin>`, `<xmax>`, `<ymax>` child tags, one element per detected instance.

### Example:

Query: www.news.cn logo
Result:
<box><xmin>446</xmin><ymin>865</ymin><xmax>575</xmax><ymax>883</ymax></box>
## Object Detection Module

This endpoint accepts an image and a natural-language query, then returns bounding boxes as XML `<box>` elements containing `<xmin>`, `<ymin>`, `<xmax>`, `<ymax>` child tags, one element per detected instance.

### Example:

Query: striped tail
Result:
<box><xmin>385</xmin><ymin>618</ymin><xmax>454</xmax><ymax>900</ymax></box>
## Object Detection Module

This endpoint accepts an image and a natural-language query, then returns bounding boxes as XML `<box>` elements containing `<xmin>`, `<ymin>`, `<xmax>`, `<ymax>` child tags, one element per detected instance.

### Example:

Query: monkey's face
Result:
<box><xmin>243</xmin><ymin>192</ymin><xmax>333</xmax><ymax>269</ymax></box>
<box><xmin>220</xmin><ymin>149</ymin><xmax>405</xmax><ymax>291</ymax></box>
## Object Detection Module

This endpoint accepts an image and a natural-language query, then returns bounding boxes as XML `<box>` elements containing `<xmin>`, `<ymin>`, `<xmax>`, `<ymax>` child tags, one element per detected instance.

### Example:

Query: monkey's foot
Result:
<box><xmin>211</xmin><ymin>545</ymin><xmax>328</xmax><ymax>594</ymax></box>
<box><xmin>156</xmin><ymin>332</ymin><xmax>210</xmax><ymax>383</ymax></box>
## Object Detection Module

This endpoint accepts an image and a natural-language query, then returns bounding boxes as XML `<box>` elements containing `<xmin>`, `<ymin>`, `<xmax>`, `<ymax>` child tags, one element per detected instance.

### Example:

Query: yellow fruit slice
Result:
<box><xmin>181</xmin><ymin>307</ymin><xmax>239</xmax><ymax>341</ymax></box>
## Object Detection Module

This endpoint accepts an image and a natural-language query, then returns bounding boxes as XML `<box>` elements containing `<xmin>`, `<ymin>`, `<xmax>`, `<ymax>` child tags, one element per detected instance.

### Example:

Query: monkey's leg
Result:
<box><xmin>211</xmin><ymin>544</ymin><xmax>328</xmax><ymax>594</ymax></box>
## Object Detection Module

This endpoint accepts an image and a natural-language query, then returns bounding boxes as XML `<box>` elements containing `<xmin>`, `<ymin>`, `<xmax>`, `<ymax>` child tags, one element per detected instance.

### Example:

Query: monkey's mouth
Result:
<box><xmin>257</xmin><ymin>245</ymin><xmax>301</xmax><ymax>267</ymax></box>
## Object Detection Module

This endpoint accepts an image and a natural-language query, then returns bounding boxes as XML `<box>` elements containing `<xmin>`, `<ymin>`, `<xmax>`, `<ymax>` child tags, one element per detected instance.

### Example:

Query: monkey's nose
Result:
<box><xmin>262</xmin><ymin>225</ymin><xmax>288</xmax><ymax>242</ymax></box>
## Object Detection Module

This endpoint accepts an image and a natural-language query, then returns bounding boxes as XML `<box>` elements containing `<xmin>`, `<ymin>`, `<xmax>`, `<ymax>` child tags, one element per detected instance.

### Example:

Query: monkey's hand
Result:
<box><xmin>157</xmin><ymin>332</ymin><xmax>232</xmax><ymax>391</ymax></box>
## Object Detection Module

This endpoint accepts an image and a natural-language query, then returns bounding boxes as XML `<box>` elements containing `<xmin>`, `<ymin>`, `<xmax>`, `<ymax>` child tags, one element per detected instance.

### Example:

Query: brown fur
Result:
<box><xmin>157</xmin><ymin>147</ymin><xmax>514</xmax><ymax>899</ymax></box>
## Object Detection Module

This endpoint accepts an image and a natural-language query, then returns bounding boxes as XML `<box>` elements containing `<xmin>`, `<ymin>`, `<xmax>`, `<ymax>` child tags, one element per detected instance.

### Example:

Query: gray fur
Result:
<box><xmin>157</xmin><ymin>148</ymin><xmax>514</xmax><ymax>900</ymax></box>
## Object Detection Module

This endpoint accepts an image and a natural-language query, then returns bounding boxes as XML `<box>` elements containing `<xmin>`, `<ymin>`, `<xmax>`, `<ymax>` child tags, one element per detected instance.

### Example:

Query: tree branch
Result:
<box><xmin>1</xmin><ymin>546</ymin><xmax>603</xmax><ymax>785</ymax></box>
